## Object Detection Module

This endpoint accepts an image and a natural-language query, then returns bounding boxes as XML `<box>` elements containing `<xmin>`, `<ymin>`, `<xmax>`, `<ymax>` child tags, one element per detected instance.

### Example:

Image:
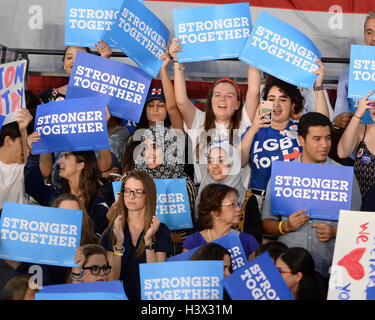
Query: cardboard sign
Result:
<box><xmin>348</xmin><ymin>44</ymin><xmax>375</xmax><ymax>100</ymax></box>
<box><xmin>167</xmin><ymin>231</ymin><xmax>248</xmax><ymax>271</ymax></box>
<box><xmin>32</xmin><ymin>96</ymin><xmax>110</xmax><ymax>154</ymax></box>
<box><xmin>104</xmin><ymin>0</ymin><xmax>170</xmax><ymax>77</ymax></box>
<box><xmin>65</xmin><ymin>0</ymin><xmax>123</xmax><ymax>47</ymax></box>
<box><xmin>140</xmin><ymin>260</ymin><xmax>223</xmax><ymax>300</ymax></box>
<box><xmin>154</xmin><ymin>179</ymin><xmax>193</xmax><ymax>231</ymax></box>
<box><xmin>270</xmin><ymin>161</ymin><xmax>353</xmax><ymax>220</ymax></box>
<box><xmin>223</xmin><ymin>252</ymin><xmax>295</xmax><ymax>300</ymax></box>
<box><xmin>0</xmin><ymin>202</ymin><xmax>82</xmax><ymax>267</ymax></box>
<box><xmin>35</xmin><ymin>281</ymin><xmax>127</xmax><ymax>300</ymax></box>
<box><xmin>328</xmin><ymin>210</ymin><xmax>375</xmax><ymax>300</ymax></box>
<box><xmin>239</xmin><ymin>11</ymin><xmax>321</xmax><ymax>89</ymax></box>
<box><xmin>173</xmin><ymin>2</ymin><xmax>251</xmax><ymax>62</ymax></box>
<box><xmin>66</xmin><ymin>51</ymin><xmax>152</xmax><ymax>122</ymax></box>
<box><xmin>0</xmin><ymin>60</ymin><xmax>27</xmax><ymax>115</ymax></box>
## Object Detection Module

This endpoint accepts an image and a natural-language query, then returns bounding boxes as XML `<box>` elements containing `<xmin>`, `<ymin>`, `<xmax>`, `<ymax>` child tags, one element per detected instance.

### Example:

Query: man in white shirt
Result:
<box><xmin>0</xmin><ymin>109</ymin><xmax>33</xmax><ymax>209</ymax></box>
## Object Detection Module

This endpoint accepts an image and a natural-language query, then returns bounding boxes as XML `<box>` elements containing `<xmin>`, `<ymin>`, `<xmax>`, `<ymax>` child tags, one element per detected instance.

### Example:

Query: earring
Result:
<box><xmin>215</xmin><ymin>216</ymin><xmax>219</xmax><ymax>220</ymax></box>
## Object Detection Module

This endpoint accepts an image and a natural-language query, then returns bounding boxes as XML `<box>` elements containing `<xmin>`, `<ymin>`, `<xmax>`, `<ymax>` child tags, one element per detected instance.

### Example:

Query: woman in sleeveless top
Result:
<box><xmin>337</xmin><ymin>90</ymin><xmax>375</xmax><ymax>197</ymax></box>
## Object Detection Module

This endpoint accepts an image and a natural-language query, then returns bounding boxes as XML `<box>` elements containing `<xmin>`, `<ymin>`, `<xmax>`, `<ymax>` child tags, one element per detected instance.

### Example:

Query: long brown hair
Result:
<box><xmin>106</xmin><ymin>171</ymin><xmax>157</xmax><ymax>258</ymax></box>
<box><xmin>196</xmin><ymin>79</ymin><xmax>243</xmax><ymax>162</ymax></box>
<box><xmin>51</xmin><ymin>193</ymin><xmax>98</xmax><ymax>245</ymax></box>
<box><xmin>62</xmin><ymin>151</ymin><xmax>99</xmax><ymax>215</ymax></box>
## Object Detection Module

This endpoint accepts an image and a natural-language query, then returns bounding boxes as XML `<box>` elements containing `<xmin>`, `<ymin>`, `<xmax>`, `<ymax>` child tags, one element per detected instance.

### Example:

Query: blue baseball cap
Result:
<box><xmin>145</xmin><ymin>87</ymin><xmax>166</xmax><ymax>105</ymax></box>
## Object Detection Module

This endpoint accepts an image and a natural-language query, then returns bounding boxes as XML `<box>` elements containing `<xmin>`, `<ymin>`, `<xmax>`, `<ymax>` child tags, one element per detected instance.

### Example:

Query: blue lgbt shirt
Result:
<box><xmin>248</xmin><ymin>120</ymin><xmax>302</xmax><ymax>191</ymax></box>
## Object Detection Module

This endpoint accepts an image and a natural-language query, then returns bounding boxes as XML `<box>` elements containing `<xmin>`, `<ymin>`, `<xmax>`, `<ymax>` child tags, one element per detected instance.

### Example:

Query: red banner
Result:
<box><xmin>146</xmin><ymin>0</ymin><xmax>373</xmax><ymax>14</ymax></box>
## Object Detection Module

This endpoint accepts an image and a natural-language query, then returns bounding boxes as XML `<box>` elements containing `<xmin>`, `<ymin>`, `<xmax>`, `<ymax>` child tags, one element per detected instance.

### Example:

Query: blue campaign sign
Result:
<box><xmin>66</xmin><ymin>51</ymin><xmax>152</xmax><ymax>122</ymax></box>
<box><xmin>154</xmin><ymin>179</ymin><xmax>193</xmax><ymax>231</ymax></box>
<box><xmin>270</xmin><ymin>161</ymin><xmax>354</xmax><ymax>221</ymax></box>
<box><xmin>167</xmin><ymin>231</ymin><xmax>247</xmax><ymax>271</ymax></box>
<box><xmin>239</xmin><ymin>11</ymin><xmax>321</xmax><ymax>89</ymax></box>
<box><xmin>104</xmin><ymin>0</ymin><xmax>170</xmax><ymax>77</ymax></box>
<box><xmin>140</xmin><ymin>260</ymin><xmax>223</xmax><ymax>300</ymax></box>
<box><xmin>173</xmin><ymin>3</ymin><xmax>251</xmax><ymax>63</ymax></box>
<box><xmin>0</xmin><ymin>202</ymin><xmax>82</xmax><ymax>267</ymax></box>
<box><xmin>35</xmin><ymin>281</ymin><xmax>127</xmax><ymax>300</ymax></box>
<box><xmin>32</xmin><ymin>96</ymin><xmax>110</xmax><ymax>154</ymax></box>
<box><xmin>348</xmin><ymin>44</ymin><xmax>375</xmax><ymax>100</ymax></box>
<box><xmin>65</xmin><ymin>0</ymin><xmax>123</xmax><ymax>48</ymax></box>
<box><xmin>223</xmin><ymin>252</ymin><xmax>294</xmax><ymax>300</ymax></box>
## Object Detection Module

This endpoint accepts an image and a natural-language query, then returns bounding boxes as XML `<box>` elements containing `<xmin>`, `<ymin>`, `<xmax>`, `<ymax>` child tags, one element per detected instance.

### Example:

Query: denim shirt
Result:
<box><xmin>261</xmin><ymin>156</ymin><xmax>362</xmax><ymax>278</ymax></box>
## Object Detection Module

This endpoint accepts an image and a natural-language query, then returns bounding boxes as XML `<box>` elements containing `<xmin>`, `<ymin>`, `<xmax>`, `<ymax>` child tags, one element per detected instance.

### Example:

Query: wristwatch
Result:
<box><xmin>145</xmin><ymin>242</ymin><xmax>155</xmax><ymax>250</ymax></box>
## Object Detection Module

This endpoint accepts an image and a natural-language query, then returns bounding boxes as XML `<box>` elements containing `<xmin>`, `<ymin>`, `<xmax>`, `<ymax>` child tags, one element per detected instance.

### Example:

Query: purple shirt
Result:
<box><xmin>183</xmin><ymin>231</ymin><xmax>259</xmax><ymax>258</ymax></box>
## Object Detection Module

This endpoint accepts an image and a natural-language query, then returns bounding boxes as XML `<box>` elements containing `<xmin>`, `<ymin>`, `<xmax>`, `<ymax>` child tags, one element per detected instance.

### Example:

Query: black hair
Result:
<box><xmin>62</xmin><ymin>46</ymin><xmax>91</xmax><ymax>62</ymax></box>
<box><xmin>254</xmin><ymin>241</ymin><xmax>288</xmax><ymax>262</ymax></box>
<box><xmin>263</xmin><ymin>75</ymin><xmax>304</xmax><ymax>115</ymax></box>
<box><xmin>0</xmin><ymin>122</ymin><xmax>21</xmax><ymax>147</ymax></box>
<box><xmin>297</xmin><ymin>112</ymin><xmax>332</xmax><ymax>139</ymax></box>
<box><xmin>280</xmin><ymin>247</ymin><xmax>327</xmax><ymax>300</ymax></box>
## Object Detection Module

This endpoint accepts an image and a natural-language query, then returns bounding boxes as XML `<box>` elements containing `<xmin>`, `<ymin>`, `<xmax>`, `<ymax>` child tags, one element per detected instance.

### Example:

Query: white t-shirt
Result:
<box><xmin>185</xmin><ymin>107</ymin><xmax>251</xmax><ymax>185</ymax></box>
<box><xmin>0</xmin><ymin>160</ymin><xmax>27</xmax><ymax>209</ymax></box>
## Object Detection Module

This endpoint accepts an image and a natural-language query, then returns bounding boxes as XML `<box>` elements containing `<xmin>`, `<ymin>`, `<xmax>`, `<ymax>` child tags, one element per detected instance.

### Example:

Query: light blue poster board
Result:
<box><xmin>0</xmin><ymin>202</ymin><xmax>82</xmax><ymax>267</ymax></box>
<box><xmin>35</xmin><ymin>281</ymin><xmax>127</xmax><ymax>300</ymax></box>
<box><xmin>154</xmin><ymin>178</ymin><xmax>193</xmax><ymax>231</ymax></box>
<box><xmin>173</xmin><ymin>2</ymin><xmax>251</xmax><ymax>63</ymax></box>
<box><xmin>167</xmin><ymin>231</ymin><xmax>248</xmax><ymax>271</ymax></box>
<box><xmin>270</xmin><ymin>161</ymin><xmax>353</xmax><ymax>221</ymax></box>
<box><xmin>140</xmin><ymin>260</ymin><xmax>223</xmax><ymax>300</ymax></box>
<box><xmin>348</xmin><ymin>44</ymin><xmax>375</xmax><ymax>100</ymax></box>
<box><xmin>239</xmin><ymin>11</ymin><xmax>321</xmax><ymax>89</ymax></box>
<box><xmin>223</xmin><ymin>252</ymin><xmax>295</xmax><ymax>300</ymax></box>
<box><xmin>65</xmin><ymin>0</ymin><xmax>123</xmax><ymax>48</ymax></box>
<box><xmin>66</xmin><ymin>51</ymin><xmax>152</xmax><ymax>122</ymax></box>
<box><xmin>32</xmin><ymin>96</ymin><xmax>110</xmax><ymax>154</ymax></box>
<box><xmin>104</xmin><ymin>0</ymin><xmax>170</xmax><ymax>77</ymax></box>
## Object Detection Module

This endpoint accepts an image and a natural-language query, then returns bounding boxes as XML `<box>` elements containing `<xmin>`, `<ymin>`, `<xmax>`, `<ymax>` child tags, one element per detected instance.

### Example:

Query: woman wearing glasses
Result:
<box><xmin>276</xmin><ymin>247</ymin><xmax>327</xmax><ymax>300</ymax></box>
<box><xmin>101</xmin><ymin>170</ymin><xmax>173</xmax><ymax>300</ymax></box>
<box><xmin>71</xmin><ymin>244</ymin><xmax>111</xmax><ymax>283</ymax></box>
<box><xmin>182</xmin><ymin>183</ymin><xmax>259</xmax><ymax>260</ymax></box>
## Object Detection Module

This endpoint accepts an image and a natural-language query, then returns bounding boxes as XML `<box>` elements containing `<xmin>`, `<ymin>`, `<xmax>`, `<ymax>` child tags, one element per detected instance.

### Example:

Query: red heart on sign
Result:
<box><xmin>337</xmin><ymin>248</ymin><xmax>366</xmax><ymax>280</ymax></box>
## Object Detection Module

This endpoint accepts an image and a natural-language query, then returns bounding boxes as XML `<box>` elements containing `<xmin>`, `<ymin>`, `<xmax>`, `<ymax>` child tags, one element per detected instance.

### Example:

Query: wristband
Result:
<box><xmin>313</xmin><ymin>85</ymin><xmax>324</xmax><ymax>91</ymax></box>
<box><xmin>71</xmin><ymin>270</ymin><xmax>83</xmax><ymax>281</ymax></box>
<box><xmin>353</xmin><ymin>114</ymin><xmax>362</xmax><ymax>120</ymax></box>
<box><xmin>279</xmin><ymin>221</ymin><xmax>287</xmax><ymax>235</ymax></box>
<box><xmin>113</xmin><ymin>245</ymin><xmax>125</xmax><ymax>256</ymax></box>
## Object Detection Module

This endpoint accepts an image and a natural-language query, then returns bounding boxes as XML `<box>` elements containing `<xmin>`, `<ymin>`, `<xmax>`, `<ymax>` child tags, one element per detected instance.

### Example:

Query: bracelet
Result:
<box><xmin>353</xmin><ymin>114</ymin><xmax>362</xmax><ymax>120</ymax></box>
<box><xmin>313</xmin><ymin>85</ymin><xmax>324</xmax><ymax>91</ymax></box>
<box><xmin>71</xmin><ymin>270</ymin><xmax>83</xmax><ymax>281</ymax></box>
<box><xmin>113</xmin><ymin>245</ymin><xmax>125</xmax><ymax>256</ymax></box>
<box><xmin>279</xmin><ymin>221</ymin><xmax>287</xmax><ymax>235</ymax></box>
<box><xmin>173</xmin><ymin>63</ymin><xmax>185</xmax><ymax>71</ymax></box>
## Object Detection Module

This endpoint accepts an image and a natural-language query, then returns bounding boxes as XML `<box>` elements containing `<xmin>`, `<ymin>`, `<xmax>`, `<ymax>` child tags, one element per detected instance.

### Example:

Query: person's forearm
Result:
<box><xmin>246</xmin><ymin>65</ymin><xmax>261</xmax><ymax>122</ymax></box>
<box><xmin>238</xmin><ymin>127</ymin><xmax>257</xmax><ymax>168</ymax></box>
<box><xmin>20</xmin><ymin>128</ymin><xmax>30</xmax><ymax>163</ymax></box>
<box><xmin>160</xmin><ymin>65</ymin><xmax>184</xmax><ymax>131</ymax></box>
<box><xmin>173</xmin><ymin>62</ymin><xmax>195</xmax><ymax>128</ymax></box>
<box><xmin>315</xmin><ymin>89</ymin><xmax>330</xmax><ymax>118</ymax></box>
<box><xmin>98</xmin><ymin>149</ymin><xmax>112</xmax><ymax>173</ymax></box>
<box><xmin>337</xmin><ymin>117</ymin><xmax>361</xmax><ymax>158</ymax></box>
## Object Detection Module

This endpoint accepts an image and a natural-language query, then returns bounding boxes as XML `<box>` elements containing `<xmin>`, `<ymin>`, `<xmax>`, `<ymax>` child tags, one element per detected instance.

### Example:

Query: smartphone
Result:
<box><xmin>260</xmin><ymin>100</ymin><xmax>273</xmax><ymax>121</ymax></box>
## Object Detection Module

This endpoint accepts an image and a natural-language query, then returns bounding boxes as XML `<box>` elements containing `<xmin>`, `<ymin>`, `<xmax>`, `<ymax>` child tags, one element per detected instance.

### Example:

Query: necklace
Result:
<box><xmin>207</xmin><ymin>228</ymin><xmax>233</xmax><ymax>242</ymax></box>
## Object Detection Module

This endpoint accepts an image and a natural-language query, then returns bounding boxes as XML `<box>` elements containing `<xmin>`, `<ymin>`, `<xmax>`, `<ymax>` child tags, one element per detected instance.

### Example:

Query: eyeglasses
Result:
<box><xmin>123</xmin><ymin>188</ymin><xmax>146</xmax><ymax>198</ymax></box>
<box><xmin>221</xmin><ymin>201</ymin><xmax>241</xmax><ymax>208</ymax></box>
<box><xmin>82</xmin><ymin>265</ymin><xmax>112</xmax><ymax>275</ymax></box>
<box><xmin>277</xmin><ymin>268</ymin><xmax>293</xmax><ymax>274</ymax></box>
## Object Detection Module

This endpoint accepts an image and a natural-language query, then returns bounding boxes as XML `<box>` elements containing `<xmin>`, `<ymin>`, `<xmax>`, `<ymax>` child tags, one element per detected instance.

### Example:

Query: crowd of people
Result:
<box><xmin>0</xmin><ymin>10</ymin><xmax>375</xmax><ymax>301</ymax></box>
